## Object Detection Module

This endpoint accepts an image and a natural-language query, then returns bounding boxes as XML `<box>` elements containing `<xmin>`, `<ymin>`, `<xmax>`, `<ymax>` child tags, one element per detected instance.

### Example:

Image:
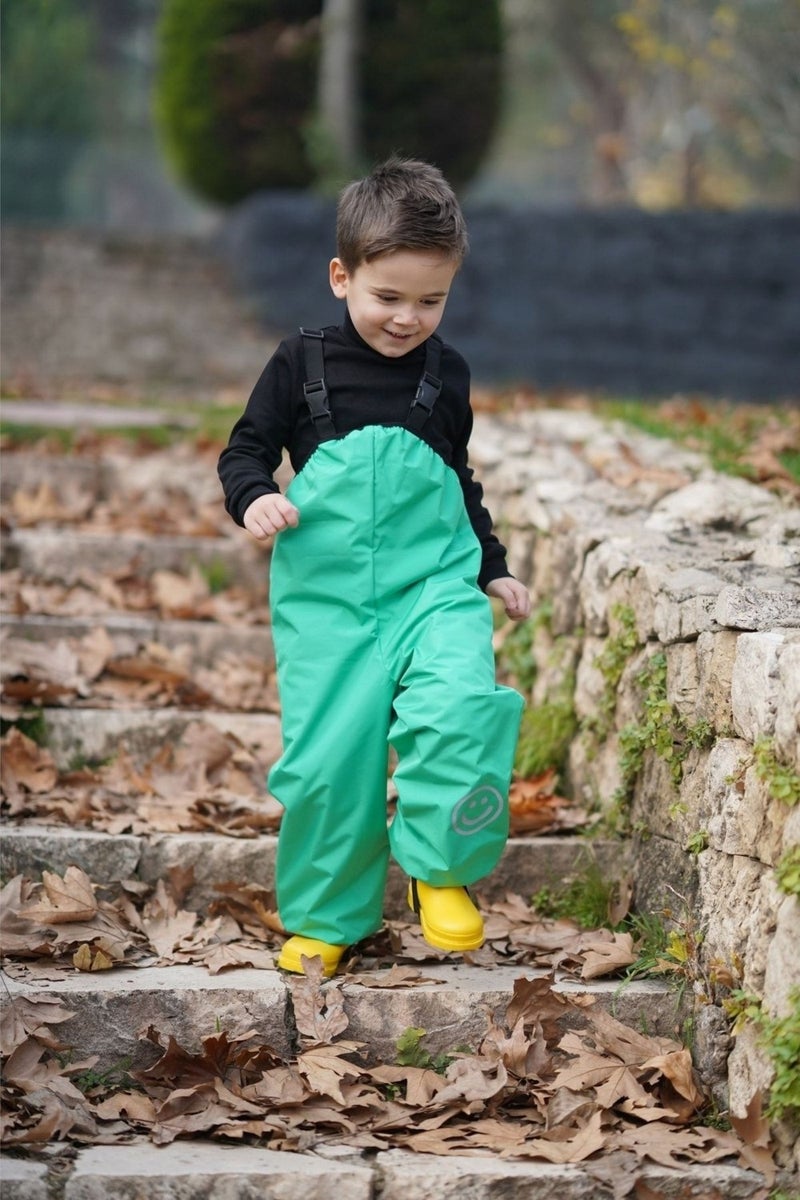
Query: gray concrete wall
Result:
<box><xmin>221</xmin><ymin>196</ymin><xmax>800</xmax><ymax>400</ymax></box>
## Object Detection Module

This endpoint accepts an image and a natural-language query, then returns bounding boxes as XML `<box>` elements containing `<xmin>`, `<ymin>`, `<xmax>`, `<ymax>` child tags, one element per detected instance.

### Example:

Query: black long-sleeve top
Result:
<box><xmin>218</xmin><ymin>311</ymin><xmax>511</xmax><ymax>590</ymax></box>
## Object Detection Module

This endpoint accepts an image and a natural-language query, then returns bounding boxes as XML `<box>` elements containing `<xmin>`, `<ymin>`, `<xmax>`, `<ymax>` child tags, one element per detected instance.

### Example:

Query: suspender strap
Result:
<box><xmin>300</xmin><ymin>327</ymin><xmax>337</xmax><ymax>442</ymax></box>
<box><xmin>406</xmin><ymin>334</ymin><xmax>443</xmax><ymax>433</ymax></box>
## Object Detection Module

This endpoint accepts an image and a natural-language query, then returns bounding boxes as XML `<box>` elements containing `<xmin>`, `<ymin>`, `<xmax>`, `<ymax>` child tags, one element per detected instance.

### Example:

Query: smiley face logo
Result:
<box><xmin>451</xmin><ymin>786</ymin><xmax>504</xmax><ymax>836</ymax></box>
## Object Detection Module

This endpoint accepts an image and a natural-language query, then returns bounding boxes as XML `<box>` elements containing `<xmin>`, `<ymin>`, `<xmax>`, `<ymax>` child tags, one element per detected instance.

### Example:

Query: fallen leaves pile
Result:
<box><xmin>0</xmin><ymin>722</ymin><xmax>282</xmax><ymax>836</ymax></box>
<box><xmin>1</xmin><ymin>566</ymin><xmax>268</xmax><ymax>626</ymax></box>
<box><xmin>0</xmin><ymin>867</ymin><xmax>774</xmax><ymax>1185</ymax></box>
<box><xmin>1</xmin><ymin>626</ymin><xmax>276</xmax><ymax>712</ymax></box>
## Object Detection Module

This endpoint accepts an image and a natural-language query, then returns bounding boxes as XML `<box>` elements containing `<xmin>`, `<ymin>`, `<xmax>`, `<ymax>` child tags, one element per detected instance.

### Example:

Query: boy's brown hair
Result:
<box><xmin>336</xmin><ymin>156</ymin><xmax>469</xmax><ymax>273</ymax></box>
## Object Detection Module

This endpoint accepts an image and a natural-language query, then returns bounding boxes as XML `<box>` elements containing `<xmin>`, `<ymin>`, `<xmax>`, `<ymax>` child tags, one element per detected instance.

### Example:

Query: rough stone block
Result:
<box><xmin>0</xmin><ymin>1155</ymin><xmax>49</xmax><ymax>1200</ymax></box>
<box><xmin>566</xmin><ymin>732</ymin><xmax>624</xmax><ymax>812</ymax></box>
<box><xmin>645</xmin><ymin>476</ymin><xmax>779</xmax><ymax>536</ymax></box>
<box><xmin>696</xmin><ymin>630</ymin><xmax>738</xmax><ymax>732</ymax></box>
<box><xmin>626</xmin><ymin>834</ymin><xmax>700</xmax><ymax>921</ymax></box>
<box><xmin>2</xmin><ymin>966</ymin><xmax>291</xmax><ymax>1069</ymax></box>
<box><xmin>763</xmin><ymin>894</ymin><xmax>800</xmax><ymax>1017</ymax></box>
<box><xmin>578</xmin><ymin>538</ymin><xmax>638</xmax><ymax>636</ymax></box>
<box><xmin>731</xmin><ymin>630</ymin><xmax>793</xmax><ymax>742</ymax></box>
<box><xmin>630</xmin><ymin>560</ymin><xmax>724</xmax><ymax>644</ymax></box>
<box><xmin>571</xmin><ymin>636</ymin><xmax>607</xmax><ymax>721</ymax></box>
<box><xmin>715</xmin><ymin>585</ymin><xmax>800</xmax><ymax>631</ymax></box>
<box><xmin>706</xmin><ymin>760</ymin><xmax>786</xmax><ymax>866</ymax></box>
<box><xmin>65</xmin><ymin>1142</ymin><xmax>373</xmax><ymax>1200</ymax></box>
<box><xmin>138</xmin><ymin>833</ymin><xmax>278</xmax><ymax>910</ymax></box>
<box><xmin>0</xmin><ymin>826</ymin><xmax>142</xmax><ymax>885</ymax></box>
<box><xmin>376</xmin><ymin>1147</ymin><xmax>763</xmax><ymax>1199</ymax></box>
<box><xmin>775</xmin><ymin>640</ymin><xmax>800</xmax><ymax>771</ymax></box>
<box><xmin>665</xmin><ymin>641</ymin><xmax>699</xmax><ymax>719</ymax></box>
<box><xmin>697</xmin><ymin>852</ymin><xmax>778</xmax><ymax>987</ymax></box>
<box><xmin>41</xmin><ymin>709</ymin><xmax>282</xmax><ymax>770</ymax></box>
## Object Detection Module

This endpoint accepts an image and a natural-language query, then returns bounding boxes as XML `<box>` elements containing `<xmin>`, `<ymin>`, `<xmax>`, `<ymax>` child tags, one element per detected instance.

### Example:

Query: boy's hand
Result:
<box><xmin>243</xmin><ymin>493</ymin><xmax>300</xmax><ymax>540</ymax></box>
<box><xmin>486</xmin><ymin>576</ymin><xmax>531</xmax><ymax>621</ymax></box>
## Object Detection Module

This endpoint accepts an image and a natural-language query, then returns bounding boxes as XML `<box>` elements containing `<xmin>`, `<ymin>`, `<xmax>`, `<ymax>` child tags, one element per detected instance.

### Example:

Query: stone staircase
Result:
<box><xmin>0</xmin><ymin>422</ymin><xmax>773</xmax><ymax>1198</ymax></box>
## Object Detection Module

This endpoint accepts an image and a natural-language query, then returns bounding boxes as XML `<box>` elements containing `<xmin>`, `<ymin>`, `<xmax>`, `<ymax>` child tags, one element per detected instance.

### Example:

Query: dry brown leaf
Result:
<box><xmin>202</xmin><ymin>942</ymin><xmax>274</xmax><ymax>975</ymax></box>
<box><xmin>641</xmin><ymin>1047</ymin><xmax>703</xmax><ymax>1108</ymax></box>
<box><xmin>289</xmin><ymin>958</ymin><xmax>350</xmax><ymax>1043</ymax></box>
<box><xmin>580</xmin><ymin>931</ymin><xmax>636</xmax><ymax>979</ymax></box>
<box><xmin>508</xmin><ymin>1108</ymin><xmax>607</xmax><ymax>1163</ymax></box>
<box><xmin>0</xmin><ymin>995</ymin><xmax>75</xmax><ymax>1056</ymax></box>
<box><xmin>72</xmin><ymin>944</ymin><xmax>115</xmax><ymax>972</ymax></box>
<box><xmin>344</xmin><ymin>965</ymin><xmax>442</xmax><ymax>989</ymax></box>
<box><xmin>296</xmin><ymin>1042</ymin><xmax>364</xmax><ymax>1105</ymax></box>
<box><xmin>20</xmin><ymin>867</ymin><xmax>98</xmax><ymax>925</ymax></box>
<box><xmin>0</xmin><ymin>729</ymin><xmax>59</xmax><ymax>796</ymax></box>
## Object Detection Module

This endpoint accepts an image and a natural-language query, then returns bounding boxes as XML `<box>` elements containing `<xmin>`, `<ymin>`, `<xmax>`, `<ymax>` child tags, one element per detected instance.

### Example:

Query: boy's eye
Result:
<box><xmin>376</xmin><ymin>294</ymin><xmax>397</xmax><ymax>303</ymax></box>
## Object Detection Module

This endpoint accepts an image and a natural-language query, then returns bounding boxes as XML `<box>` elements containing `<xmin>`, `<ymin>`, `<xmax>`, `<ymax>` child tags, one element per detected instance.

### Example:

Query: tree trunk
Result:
<box><xmin>318</xmin><ymin>0</ymin><xmax>362</xmax><ymax>175</ymax></box>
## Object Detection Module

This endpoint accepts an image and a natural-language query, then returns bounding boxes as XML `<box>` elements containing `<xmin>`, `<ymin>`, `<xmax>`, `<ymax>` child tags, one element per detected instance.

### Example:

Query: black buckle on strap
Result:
<box><xmin>413</xmin><ymin>370</ymin><xmax>441</xmax><ymax>414</ymax></box>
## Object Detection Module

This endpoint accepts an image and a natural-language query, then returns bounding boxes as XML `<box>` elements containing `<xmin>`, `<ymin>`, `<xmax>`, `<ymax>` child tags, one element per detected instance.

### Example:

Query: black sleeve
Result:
<box><xmin>217</xmin><ymin>340</ymin><xmax>298</xmax><ymax>526</ymax></box>
<box><xmin>450</xmin><ymin>391</ymin><xmax>512</xmax><ymax>591</ymax></box>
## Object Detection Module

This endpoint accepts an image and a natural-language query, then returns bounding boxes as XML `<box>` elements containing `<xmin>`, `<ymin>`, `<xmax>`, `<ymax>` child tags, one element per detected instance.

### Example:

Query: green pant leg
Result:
<box><xmin>388</xmin><ymin>578</ymin><xmax>524</xmax><ymax>886</ymax></box>
<box><xmin>269</xmin><ymin>634</ymin><xmax>394</xmax><ymax>946</ymax></box>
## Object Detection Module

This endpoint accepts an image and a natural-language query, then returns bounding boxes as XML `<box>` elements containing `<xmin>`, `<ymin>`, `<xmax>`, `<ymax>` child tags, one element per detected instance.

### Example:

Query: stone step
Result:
<box><xmin>0</xmin><ymin>1139</ymin><xmax>764</xmax><ymax>1200</ymax></box>
<box><xmin>1</xmin><ymin>612</ymin><xmax>274</xmax><ymax>668</ymax></box>
<box><xmin>1</xmin><ymin>826</ymin><xmax>624</xmax><ymax>917</ymax></box>
<box><xmin>1</xmin><ymin>960</ymin><xmax>682</xmax><ymax>1072</ymax></box>
<box><xmin>1</xmin><ymin>528</ymin><xmax>268</xmax><ymax>592</ymax></box>
<box><xmin>0</xmin><ymin>445</ymin><xmax>217</xmax><ymax>506</ymax></box>
<box><xmin>1</xmin><ymin>445</ymin><xmax>292</xmax><ymax>507</ymax></box>
<box><xmin>33</xmin><ymin>706</ymin><xmax>281</xmax><ymax>769</ymax></box>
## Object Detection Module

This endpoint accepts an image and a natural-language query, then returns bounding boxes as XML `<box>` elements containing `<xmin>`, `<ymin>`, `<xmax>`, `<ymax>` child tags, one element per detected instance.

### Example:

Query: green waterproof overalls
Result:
<box><xmin>268</xmin><ymin>329</ymin><xmax>524</xmax><ymax>946</ymax></box>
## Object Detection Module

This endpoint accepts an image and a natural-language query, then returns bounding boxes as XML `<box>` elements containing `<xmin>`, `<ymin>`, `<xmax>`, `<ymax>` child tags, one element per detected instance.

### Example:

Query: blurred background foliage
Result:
<box><xmin>1</xmin><ymin>0</ymin><xmax>798</xmax><ymax>228</ymax></box>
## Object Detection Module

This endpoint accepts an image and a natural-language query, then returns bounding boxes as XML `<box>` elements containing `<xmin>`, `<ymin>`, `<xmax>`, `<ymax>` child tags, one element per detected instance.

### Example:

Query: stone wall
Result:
<box><xmin>0</xmin><ymin>226</ymin><xmax>271</xmax><ymax>396</ymax></box>
<box><xmin>221</xmin><ymin>196</ymin><xmax>800</xmax><ymax>400</ymax></box>
<box><xmin>471</xmin><ymin>408</ymin><xmax>800</xmax><ymax>1162</ymax></box>
<box><xmin>5</xmin><ymin>210</ymin><xmax>797</xmax><ymax>402</ymax></box>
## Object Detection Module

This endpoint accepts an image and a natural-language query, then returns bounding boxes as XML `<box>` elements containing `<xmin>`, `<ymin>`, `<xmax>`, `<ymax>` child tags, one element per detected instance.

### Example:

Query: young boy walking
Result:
<box><xmin>219</xmin><ymin>157</ymin><xmax>530</xmax><ymax>978</ymax></box>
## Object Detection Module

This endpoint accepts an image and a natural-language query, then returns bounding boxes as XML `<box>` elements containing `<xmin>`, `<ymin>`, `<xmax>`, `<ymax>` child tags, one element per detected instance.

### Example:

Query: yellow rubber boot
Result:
<box><xmin>277</xmin><ymin>935</ymin><xmax>347</xmax><ymax>978</ymax></box>
<box><xmin>408</xmin><ymin>879</ymin><xmax>484</xmax><ymax>952</ymax></box>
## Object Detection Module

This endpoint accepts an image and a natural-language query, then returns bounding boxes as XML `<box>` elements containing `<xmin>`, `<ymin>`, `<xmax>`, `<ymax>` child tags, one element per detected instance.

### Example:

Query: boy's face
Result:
<box><xmin>329</xmin><ymin>249</ymin><xmax>458</xmax><ymax>358</ymax></box>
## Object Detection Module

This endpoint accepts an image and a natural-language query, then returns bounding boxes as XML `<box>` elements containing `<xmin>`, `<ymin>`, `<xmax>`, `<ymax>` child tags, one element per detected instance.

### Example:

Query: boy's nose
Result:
<box><xmin>393</xmin><ymin>307</ymin><xmax>417</xmax><ymax>327</ymax></box>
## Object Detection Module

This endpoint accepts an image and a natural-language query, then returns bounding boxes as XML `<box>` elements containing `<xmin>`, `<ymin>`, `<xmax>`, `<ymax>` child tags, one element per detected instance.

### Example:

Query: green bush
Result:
<box><xmin>155</xmin><ymin>0</ymin><xmax>321</xmax><ymax>204</ymax></box>
<box><xmin>361</xmin><ymin>0</ymin><xmax>503</xmax><ymax>188</ymax></box>
<box><xmin>154</xmin><ymin>0</ymin><xmax>502</xmax><ymax>204</ymax></box>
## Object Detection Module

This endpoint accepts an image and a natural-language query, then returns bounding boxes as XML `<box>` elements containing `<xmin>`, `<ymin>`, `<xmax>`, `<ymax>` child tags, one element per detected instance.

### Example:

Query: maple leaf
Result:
<box><xmin>296</xmin><ymin>1042</ymin><xmax>364</xmax><ymax>1105</ymax></box>
<box><xmin>505</xmin><ymin>973</ymin><xmax>571</xmax><ymax>1040</ymax></box>
<box><xmin>368</xmin><ymin>1064</ymin><xmax>447</xmax><ymax>1106</ymax></box>
<box><xmin>505</xmin><ymin>1108</ymin><xmax>607</xmax><ymax>1162</ymax></box>
<box><xmin>0</xmin><ymin>729</ymin><xmax>58</xmax><ymax>796</ymax></box>
<box><xmin>641</xmin><ymin>1047</ymin><xmax>703</xmax><ymax>1109</ymax></box>
<box><xmin>140</xmin><ymin>880</ymin><xmax>198</xmax><ymax>960</ymax></box>
<box><xmin>0</xmin><ymin>876</ymin><xmax>54</xmax><ymax>958</ymax></box>
<box><xmin>579</xmin><ymin>930</ymin><xmax>637</xmax><ymax>979</ymax></box>
<box><xmin>434</xmin><ymin>1056</ymin><xmax>509</xmax><ymax>1108</ymax></box>
<box><xmin>19</xmin><ymin>866</ymin><xmax>98</xmax><ymax>925</ymax></box>
<box><xmin>289</xmin><ymin>958</ymin><xmax>350</xmax><ymax>1043</ymax></box>
<box><xmin>0</xmin><ymin>995</ymin><xmax>75</xmax><ymax>1056</ymax></box>
<box><xmin>202</xmin><ymin>942</ymin><xmax>275</xmax><ymax>975</ymax></box>
<box><xmin>344</xmin><ymin>965</ymin><xmax>442</xmax><ymax>988</ymax></box>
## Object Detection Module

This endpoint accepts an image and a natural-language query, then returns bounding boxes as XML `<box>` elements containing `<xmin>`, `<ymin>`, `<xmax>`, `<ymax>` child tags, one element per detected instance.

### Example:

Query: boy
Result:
<box><xmin>218</xmin><ymin>157</ymin><xmax>529</xmax><ymax>978</ymax></box>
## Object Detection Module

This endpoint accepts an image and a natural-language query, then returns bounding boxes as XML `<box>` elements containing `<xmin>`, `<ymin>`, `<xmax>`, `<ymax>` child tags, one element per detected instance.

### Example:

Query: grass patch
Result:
<box><xmin>531</xmin><ymin>860</ymin><xmax>619</xmax><ymax>929</ymax></box>
<box><xmin>597</xmin><ymin>397</ymin><xmax>800</xmax><ymax>487</ymax></box>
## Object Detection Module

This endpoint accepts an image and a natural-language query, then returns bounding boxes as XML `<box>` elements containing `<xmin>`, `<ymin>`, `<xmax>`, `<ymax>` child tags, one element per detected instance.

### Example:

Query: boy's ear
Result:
<box><xmin>329</xmin><ymin>258</ymin><xmax>349</xmax><ymax>299</ymax></box>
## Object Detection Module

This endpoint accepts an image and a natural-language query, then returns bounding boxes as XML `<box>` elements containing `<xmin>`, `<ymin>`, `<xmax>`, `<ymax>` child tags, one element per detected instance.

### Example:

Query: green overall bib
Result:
<box><xmin>268</xmin><ymin>331</ymin><xmax>524</xmax><ymax>947</ymax></box>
